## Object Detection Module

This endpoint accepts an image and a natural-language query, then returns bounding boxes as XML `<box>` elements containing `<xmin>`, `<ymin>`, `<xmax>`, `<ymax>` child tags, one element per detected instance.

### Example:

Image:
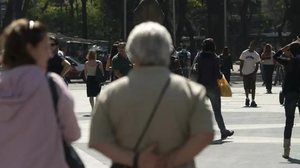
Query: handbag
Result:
<box><xmin>95</xmin><ymin>62</ymin><xmax>106</xmax><ymax>84</ymax></box>
<box><xmin>217</xmin><ymin>74</ymin><xmax>232</xmax><ymax>97</ymax></box>
<box><xmin>47</xmin><ymin>74</ymin><xmax>85</xmax><ymax>168</ymax></box>
<box><xmin>111</xmin><ymin>78</ymin><xmax>171</xmax><ymax>168</ymax></box>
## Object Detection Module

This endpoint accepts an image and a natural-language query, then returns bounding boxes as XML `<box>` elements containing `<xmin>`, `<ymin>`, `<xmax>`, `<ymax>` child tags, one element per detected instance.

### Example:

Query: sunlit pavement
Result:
<box><xmin>69</xmin><ymin>77</ymin><xmax>300</xmax><ymax>168</ymax></box>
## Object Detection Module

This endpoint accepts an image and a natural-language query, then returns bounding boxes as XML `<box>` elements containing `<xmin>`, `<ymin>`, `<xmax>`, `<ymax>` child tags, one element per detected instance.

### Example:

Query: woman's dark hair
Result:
<box><xmin>1</xmin><ymin>19</ymin><xmax>47</xmax><ymax>68</ymax></box>
<box><xmin>49</xmin><ymin>35</ymin><xmax>58</xmax><ymax>45</ymax></box>
<box><xmin>202</xmin><ymin>38</ymin><xmax>215</xmax><ymax>52</ymax></box>
<box><xmin>110</xmin><ymin>42</ymin><xmax>119</xmax><ymax>58</ymax></box>
<box><xmin>289</xmin><ymin>43</ymin><xmax>300</xmax><ymax>57</ymax></box>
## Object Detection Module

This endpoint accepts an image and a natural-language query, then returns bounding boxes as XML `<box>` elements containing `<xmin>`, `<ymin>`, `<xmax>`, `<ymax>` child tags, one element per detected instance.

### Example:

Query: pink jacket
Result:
<box><xmin>0</xmin><ymin>65</ymin><xmax>80</xmax><ymax>168</ymax></box>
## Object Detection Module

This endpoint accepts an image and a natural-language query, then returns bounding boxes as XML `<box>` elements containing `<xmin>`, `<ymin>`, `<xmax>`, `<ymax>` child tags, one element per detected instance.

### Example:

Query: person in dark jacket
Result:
<box><xmin>219</xmin><ymin>47</ymin><xmax>233</xmax><ymax>83</ymax></box>
<box><xmin>194</xmin><ymin>38</ymin><xmax>234</xmax><ymax>140</ymax></box>
<box><xmin>273</xmin><ymin>38</ymin><xmax>300</xmax><ymax>159</ymax></box>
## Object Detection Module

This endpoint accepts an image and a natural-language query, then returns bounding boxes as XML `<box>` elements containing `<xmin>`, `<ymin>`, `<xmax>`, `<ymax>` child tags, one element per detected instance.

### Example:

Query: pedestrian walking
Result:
<box><xmin>169</xmin><ymin>47</ymin><xmax>183</xmax><ymax>75</ymax></box>
<box><xmin>177</xmin><ymin>44</ymin><xmax>191</xmax><ymax>78</ymax></box>
<box><xmin>273</xmin><ymin>38</ymin><xmax>300</xmax><ymax>159</ymax></box>
<box><xmin>239</xmin><ymin>41</ymin><xmax>261</xmax><ymax>107</ymax></box>
<box><xmin>48</xmin><ymin>36</ymin><xmax>71</xmax><ymax>84</ymax></box>
<box><xmin>112</xmin><ymin>42</ymin><xmax>133</xmax><ymax>79</ymax></box>
<box><xmin>84</xmin><ymin>50</ymin><xmax>104</xmax><ymax>110</ymax></box>
<box><xmin>219</xmin><ymin>47</ymin><xmax>233</xmax><ymax>83</ymax></box>
<box><xmin>193</xmin><ymin>38</ymin><xmax>234</xmax><ymax>140</ymax></box>
<box><xmin>106</xmin><ymin>41</ymin><xmax>119</xmax><ymax>81</ymax></box>
<box><xmin>0</xmin><ymin>19</ymin><xmax>80</xmax><ymax>168</ymax></box>
<box><xmin>273</xmin><ymin>61</ymin><xmax>284</xmax><ymax>86</ymax></box>
<box><xmin>261</xmin><ymin>44</ymin><xmax>275</xmax><ymax>93</ymax></box>
<box><xmin>89</xmin><ymin>22</ymin><xmax>214</xmax><ymax>168</ymax></box>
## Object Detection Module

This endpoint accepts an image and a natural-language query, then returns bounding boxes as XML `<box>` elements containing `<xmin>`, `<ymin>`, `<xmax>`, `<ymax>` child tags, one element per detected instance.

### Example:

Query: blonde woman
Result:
<box><xmin>84</xmin><ymin>51</ymin><xmax>104</xmax><ymax>109</ymax></box>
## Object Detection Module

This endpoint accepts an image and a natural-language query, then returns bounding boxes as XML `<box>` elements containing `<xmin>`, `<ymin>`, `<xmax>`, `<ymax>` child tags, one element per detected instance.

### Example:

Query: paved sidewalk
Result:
<box><xmin>69</xmin><ymin>81</ymin><xmax>300</xmax><ymax>168</ymax></box>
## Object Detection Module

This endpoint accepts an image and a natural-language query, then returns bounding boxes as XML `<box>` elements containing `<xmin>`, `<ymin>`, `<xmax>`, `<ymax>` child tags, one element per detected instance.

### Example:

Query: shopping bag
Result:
<box><xmin>217</xmin><ymin>75</ymin><xmax>232</xmax><ymax>97</ymax></box>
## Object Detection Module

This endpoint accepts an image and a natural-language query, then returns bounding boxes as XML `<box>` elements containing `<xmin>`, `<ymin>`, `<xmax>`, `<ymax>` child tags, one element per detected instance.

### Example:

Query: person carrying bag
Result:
<box><xmin>48</xmin><ymin>74</ymin><xmax>85</xmax><ymax>168</ymax></box>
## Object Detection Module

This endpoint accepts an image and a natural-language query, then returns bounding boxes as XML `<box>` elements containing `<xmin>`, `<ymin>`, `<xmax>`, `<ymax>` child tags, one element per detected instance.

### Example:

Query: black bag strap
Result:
<box><xmin>133</xmin><ymin>77</ymin><xmax>171</xmax><ymax>151</ymax></box>
<box><xmin>47</xmin><ymin>73</ymin><xmax>59</xmax><ymax>115</ymax></box>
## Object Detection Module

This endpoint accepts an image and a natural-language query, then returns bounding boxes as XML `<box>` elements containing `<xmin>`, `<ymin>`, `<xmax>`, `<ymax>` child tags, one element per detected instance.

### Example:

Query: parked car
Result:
<box><xmin>65</xmin><ymin>56</ymin><xmax>86</xmax><ymax>82</ymax></box>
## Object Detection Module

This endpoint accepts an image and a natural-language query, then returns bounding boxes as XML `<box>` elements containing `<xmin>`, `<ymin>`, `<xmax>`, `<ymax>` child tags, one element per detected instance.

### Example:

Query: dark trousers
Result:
<box><xmin>284</xmin><ymin>92</ymin><xmax>300</xmax><ymax>139</ymax></box>
<box><xmin>206</xmin><ymin>86</ymin><xmax>226</xmax><ymax>133</ymax></box>
<box><xmin>263</xmin><ymin>65</ymin><xmax>274</xmax><ymax>91</ymax></box>
<box><xmin>222</xmin><ymin>69</ymin><xmax>231</xmax><ymax>83</ymax></box>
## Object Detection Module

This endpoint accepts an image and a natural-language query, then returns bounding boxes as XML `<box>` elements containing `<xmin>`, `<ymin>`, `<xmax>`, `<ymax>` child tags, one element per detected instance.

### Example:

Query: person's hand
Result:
<box><xmin>283</xmin><ymin>36</ymin><xmax>300</xmax><ymax>52</ymax></box>
<box><xmin>139</xmin><ymin>144</ymin><xmax>163</xmax><ymax>168</ymax></box>
<box><xmin>293</xmin><ymin>36</ymin><xmax>300</xmax><ymax>43</ymax></box>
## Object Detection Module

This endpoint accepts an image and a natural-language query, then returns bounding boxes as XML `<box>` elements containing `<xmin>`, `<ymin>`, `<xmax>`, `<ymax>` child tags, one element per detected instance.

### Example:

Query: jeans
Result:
<box><xmin>284</xmin><ymin>92</ymin><xmax>300</xmax><ymax>139</ymax></box>
<box><xmin>206</xmin><ymin>86</ymin><xmax>227</xmax><ymax>133</ymax></box>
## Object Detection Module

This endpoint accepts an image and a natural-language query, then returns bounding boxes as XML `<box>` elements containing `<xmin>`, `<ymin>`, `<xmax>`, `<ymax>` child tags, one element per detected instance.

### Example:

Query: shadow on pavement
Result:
<box><xmin>288</xmin><ymin>157</ymin><xmax>300</xmax><ymax>164</ymax></box>
<box><xmin>211</xmin><ymin>139</ymin><xmax>233</xmax><ymax>145</ymax></box>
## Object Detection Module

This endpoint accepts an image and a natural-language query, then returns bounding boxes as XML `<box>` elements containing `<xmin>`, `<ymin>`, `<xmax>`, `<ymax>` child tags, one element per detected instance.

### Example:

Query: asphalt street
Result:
<box><xmin>69</xmin><ymin>71</ymin><xmax>300</xmax><ymax>168</ymax></box>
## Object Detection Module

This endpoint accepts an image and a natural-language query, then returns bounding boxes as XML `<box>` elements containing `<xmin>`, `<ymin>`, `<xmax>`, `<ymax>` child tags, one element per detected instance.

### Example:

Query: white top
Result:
<box><xmin>239</xmin><ymin>49</ymin><xmax>261</xmax><ymax>75</ymax></box>
<box><xmin>261</xmin><ymin>51</ymin><xmax>275</xmax><ymax>65</ymax></box>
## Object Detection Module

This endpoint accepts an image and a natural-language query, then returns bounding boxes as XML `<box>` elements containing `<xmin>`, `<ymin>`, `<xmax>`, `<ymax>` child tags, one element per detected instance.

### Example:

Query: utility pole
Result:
<box><xmin>172</xmin><ymin>0</ymin><xmax>176</xmax><ymax>45</ymax></box>
<box><xmin>224</xmin><ymin>0</ymin><xmax>227</xmax><ymax>46</ymax></box>
<box><xmin>124</xmin><ymin>0</ymin><xmax>127</xmax><ymax>40</ymax></box>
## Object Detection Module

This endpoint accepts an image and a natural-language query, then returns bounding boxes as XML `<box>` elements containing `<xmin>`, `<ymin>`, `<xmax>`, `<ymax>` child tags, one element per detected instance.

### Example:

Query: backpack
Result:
<box><xmin>178</xmin><ymin>50</ymin><xmax>189</xmax><ymax>68</ymax></box>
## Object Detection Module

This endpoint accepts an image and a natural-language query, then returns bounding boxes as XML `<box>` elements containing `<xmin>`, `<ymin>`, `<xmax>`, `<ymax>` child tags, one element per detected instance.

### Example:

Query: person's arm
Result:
<box><xmin>90</xmin><ymin>142</ymin><xmax>162</xmax><ymax>168</ymax></box>
<box><xmin>164</xmin><ymin>133</ymin><xmax>213</xmax><ymax>168</ymax></box>
<box><xmin>239</xmin><ymin>52</ymin><xmax>245</xmax><ymax>76</ymax></box>
<box><xmin>254</xmin><ymin>62</ymin><xmax>259</xmax><ymax>73</ymax></box>
<box><xmin>60</xmin><ymin>59</ymin><xmax>71</xmax><ymax>77</ymax></box>
<box><xmin>105</xmin><ymin>55</ymin><xmax>112</xmax><ymax>71</ymax></box>
<box><xmin>229</xmin><ymin>56</ymin><xmax>233</xmax><ymax>70</ymax></box>
<box><xmin>98</xmin><ymin>61</ymin><xmax>105</xmax><ymax>76</ymax></box>
<box><xmin>84</xmin><ymin>62</ymin><xmax>88</xmax><ymax>80</ymax></box>
<box><xmin>274</xmin><ymin>37</ymin><xmax>300</xmax><ymax>65</ymax></box>
<box><xmin>273</xmin><ymin>49</ymin><xmax>289</xmax><ymax>66</ymax></box>
<box><xmin>239</xmin><ymin>60</ymin><xmax>244</xmax><ymax>76</ymax></box>
<box><xmin>89</xmin><ymin>95</ymin><xmax>161</xmax><ymax>168</ymax></box>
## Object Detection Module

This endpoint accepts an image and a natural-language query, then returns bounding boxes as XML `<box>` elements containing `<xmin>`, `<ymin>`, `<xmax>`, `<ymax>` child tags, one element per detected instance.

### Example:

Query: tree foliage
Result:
<box><xmin>1</xmin><ymin>0</ymin><xmax>299</xmax><ymax>55</ymax></box>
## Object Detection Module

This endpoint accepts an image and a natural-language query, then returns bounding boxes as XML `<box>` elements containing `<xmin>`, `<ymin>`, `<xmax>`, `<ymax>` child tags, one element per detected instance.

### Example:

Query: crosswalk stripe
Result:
<box><xmin>75</xmin><ymin>146</ymin><xmax>110</xmax><ymax>168</ymax></box>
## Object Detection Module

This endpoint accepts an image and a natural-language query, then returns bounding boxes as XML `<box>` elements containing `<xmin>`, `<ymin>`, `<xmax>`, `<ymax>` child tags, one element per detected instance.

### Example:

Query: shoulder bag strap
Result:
<box><xmin>133</xmin><ymin>77</ymin><xmax>171</xmax><ymax>151</ymax></box>
<box><xmin>47</xmin><ymin>73</ymin><xmax>59</xmax><ymax>115</ymax></box>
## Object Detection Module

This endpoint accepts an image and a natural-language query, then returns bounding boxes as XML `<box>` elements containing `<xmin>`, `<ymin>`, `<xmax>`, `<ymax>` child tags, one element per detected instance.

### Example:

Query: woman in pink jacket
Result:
<box><xmin>0</xmin><ymin>19</ymin><xmax>80</xmax><ymax>168</ymax></box>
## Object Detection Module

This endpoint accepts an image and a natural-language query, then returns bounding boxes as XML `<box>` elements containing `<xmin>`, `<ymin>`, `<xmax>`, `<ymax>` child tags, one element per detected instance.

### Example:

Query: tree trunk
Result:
<box><xmin>158</xmin><ymin>0</ymin><xmax>172</xmax><ymax>35</ymax></box>
<box><xmin>81</xmin><ymin>0</ymin><xmax>87</xmax><ymax>38</ymax></box>
<box><xmin>69</xmin><ymin>0</ymin><xmax>75</xmax><ymax>29</ymax></box>
<box><xmin>277</xmin><ymin>0</ymin><xmax>289</xmax><ymax>45</ymax></box>
<box><xmin>40</xmin><ymin>0</ymin><xmax>50</xmax><ymax>14</ymax></box>
<box><xmin>288</xmin><ymin>0</ymin><xmax>300</xmax><ymax>38</ymax></box>
<box><xmin>239</xmin><ymin>0</ymin><xmax>251</xmax><ymax>50</ymax></box>
<box><xmin>206</xmin><ymin>0</ymin><xmax>224</xmax><ymax>52</ymax></box>
<box><xmin>2</xmin><ymin>0</ymin><xmax>31</xmax><ymax>29</ymax></box>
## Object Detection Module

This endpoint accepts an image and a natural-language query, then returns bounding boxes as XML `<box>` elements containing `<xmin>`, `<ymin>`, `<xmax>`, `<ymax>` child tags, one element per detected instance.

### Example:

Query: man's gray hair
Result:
<box><xmin>126</xmin><ymin>22</ymin><xmax>173</xmax><ymax>66</ymax></box>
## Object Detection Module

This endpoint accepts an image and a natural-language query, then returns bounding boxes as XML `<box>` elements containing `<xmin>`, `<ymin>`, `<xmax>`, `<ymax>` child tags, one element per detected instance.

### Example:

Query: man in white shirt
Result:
<box><xmin>239</xmin><ymin>41</ymin><xmax>261</xmax><ymax>107</ymax></box>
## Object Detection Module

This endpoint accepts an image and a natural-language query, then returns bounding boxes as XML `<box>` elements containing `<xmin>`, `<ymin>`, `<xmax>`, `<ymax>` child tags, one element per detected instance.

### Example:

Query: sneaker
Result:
<box><xmin>250</xmin><ymin>101</ymin><xmax>257</xmax><ymax>107</ymax></box>
<box><xmin>267</xmin><ymin>90</ymin><xmax>272</xmax><ymax>94</ymax></box>
<box><xmin>245</xmin><ymin>98</ymin><xmax>250</xmax><ymax>107</ymax></box>
<box><xmin>221</xmin><ymin>130</ymin><xmax>234</xmax><ymax>140</ymax></box>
